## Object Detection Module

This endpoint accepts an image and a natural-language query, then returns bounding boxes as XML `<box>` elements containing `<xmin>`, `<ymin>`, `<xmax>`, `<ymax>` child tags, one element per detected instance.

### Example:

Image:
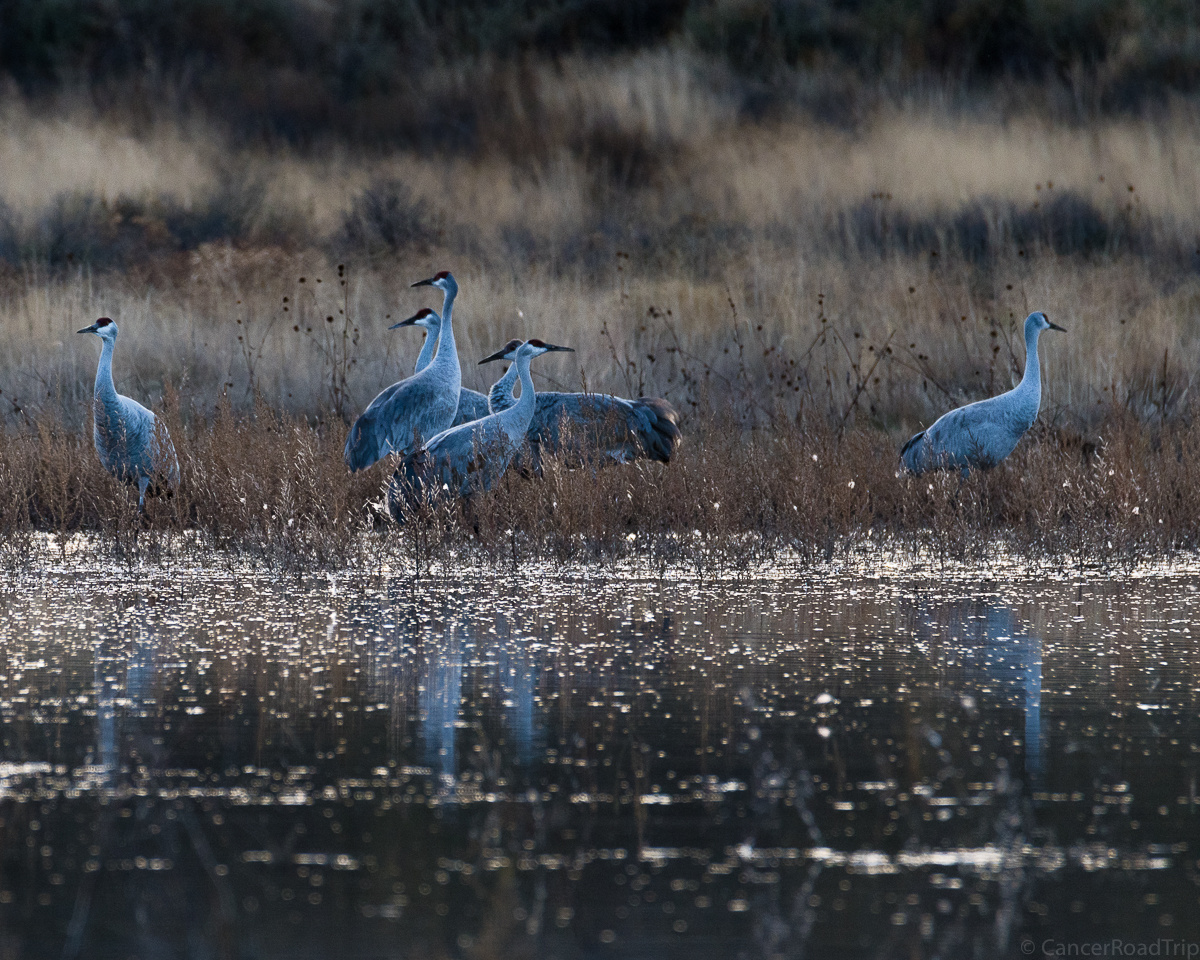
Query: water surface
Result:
<box><xmin>1</xmin><ymin>560</ymin><xmax>1198</xmax><ymax>958</ymax></box>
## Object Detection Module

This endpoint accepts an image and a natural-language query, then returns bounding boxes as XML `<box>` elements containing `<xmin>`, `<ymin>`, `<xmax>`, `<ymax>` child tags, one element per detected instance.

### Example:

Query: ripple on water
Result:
<box><xmin>0</xmin><ymin>559</ymin><xmax>1197</xmax><ymax>956</ymax></box>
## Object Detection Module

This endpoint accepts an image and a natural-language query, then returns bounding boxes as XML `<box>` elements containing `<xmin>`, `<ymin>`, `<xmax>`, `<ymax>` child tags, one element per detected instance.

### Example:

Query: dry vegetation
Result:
<box><xmin>3</xmin><ymin>14</ymin><xmax>1200</xmax><ymax>570</ymax></box>
<box><xmin>4</xmin><ymin>397</ymin><xmax>1198</xmax><ymax>575</ymax></box>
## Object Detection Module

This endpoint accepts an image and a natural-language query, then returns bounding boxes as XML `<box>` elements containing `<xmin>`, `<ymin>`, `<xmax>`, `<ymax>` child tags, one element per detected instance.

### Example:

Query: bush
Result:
<box><xmin>20</xmin><ymin>183</ymin><xmax>267</xmax><ymax>269</ymax></box>
<box><xmin>0</xmin><ymin>201</ymin><xmax>19</xmax><ymax>265</ymax></box>
<box><xmin>337</xmin><ymin>180</ymin><xmax>431</xmax><ymax>257</ymax></box>
<box><xmin>163</xmin><ymin>176</ymin><xmax>265</xmax><ymax>250</ymax></box>
<box><xmin>839</xmin><ymin>190</ymin><xmax>1147</xmax><ymax>262</ymax></box>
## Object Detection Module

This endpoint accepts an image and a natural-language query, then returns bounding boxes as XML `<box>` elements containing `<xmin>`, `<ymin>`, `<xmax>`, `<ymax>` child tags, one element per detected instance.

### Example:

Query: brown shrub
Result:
<box><xmin>9</xmin><ymin>385</ymin><xmax>1200</xmax><ymax>572</ymax></box>
<box><xmin>374</xmin><ymin>409</ymin><xmax>1200</xmax><ymax>574</ymax></box>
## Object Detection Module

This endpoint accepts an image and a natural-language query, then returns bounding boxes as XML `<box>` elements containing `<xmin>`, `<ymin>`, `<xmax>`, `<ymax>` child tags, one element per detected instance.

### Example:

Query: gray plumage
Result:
<box><xmin>388</xmin><ymin>339</ymin><xmax>573</xmax><ymax>518</ymax></box>
<box><xmin>451</xmin><ymin>387</ymin><xmax>492</xmax><ymax>426</ymax></box>
<box><xmin>343</xmin><ymin>272</ymin><xmax>463</xmax><ymax>472</ymax></box>
<box><xmin>900</xmin><ymin>311</ymin><xmax>1065</xmax><ymax>476</ymax></box>
<box><xmin>408</xmin><ymin>307</ymin><xmax>495</xmax><ymax>428</ymax></box>
<box><xmin>78</xmin><ymin>318</ymin><xmax>179</xmax><ymax>510</ymax></box>
<box><xmin>486</xmin><ymin>339</ymin><xmax>681</xmax><ymax>469</ymax></box>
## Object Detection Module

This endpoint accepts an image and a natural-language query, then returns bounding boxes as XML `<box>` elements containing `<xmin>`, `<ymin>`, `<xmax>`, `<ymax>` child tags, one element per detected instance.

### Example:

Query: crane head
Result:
<box><xmin>390</xmin><ymin>307</ymin><xmax>440</xmax><ymax>331</ymax></box>
<box><xmin>411</xmin><ymin>270</ymin><xmax>457</xmax><ymax>295</ymax></box>
<box><xmin>524</xmin><ymin>338</ymin><xmax>574</xmax><ymax>356</ymax></box>
<box><xmin>1026</xmin><ymin>311</ymin><xmax>1066</xmax><ymax>335</ymax></box>
<box><xmin>479</xmin><ymin>338</ymin><xmax>573</xmax><ymax>364</ymax></box>
<box><xmin>78</xmin><ymin>317</ymin><xmax>118</xmax><ymax>340</ymax></box>
<box><xmin>478</xmin><ymin>339</ymin><xmax>524</xmax><ymax>365</ymax></box>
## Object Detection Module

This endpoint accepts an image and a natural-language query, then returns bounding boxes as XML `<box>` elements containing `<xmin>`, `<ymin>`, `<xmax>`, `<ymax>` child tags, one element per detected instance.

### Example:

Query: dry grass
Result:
<box><xmin>2</xmin><ymin>400</ymin><xmax>1197</xmax><ymax>573</ymax></box>
<box><xmin>3</xmin><ymin>55</ymin><xmax>1200</xmax><ymax>568</ymax></box>
<box><xmin>3</xmin><ymin>62</ymin><xmax>1200</xmax><ymax>436</ymax></box>
<box><xmin>6</xmin><ymin>244</ymin><xmax>1197</xmax><ymax>442</ymax></box>
<box><xmin>0</xmin><ymin>396</ymin><xmax>378</xmax><ymax>571</ymax></box>
<box><xmin>6</xmin><ymin>60</ymin><xmax>1200</xmax><ymax>226</ymax></box>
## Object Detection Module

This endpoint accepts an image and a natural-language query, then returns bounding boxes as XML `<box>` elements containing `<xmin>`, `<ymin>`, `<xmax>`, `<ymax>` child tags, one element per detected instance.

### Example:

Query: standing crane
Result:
<box><xmin>388</xmin><ymin>339</ymin><xmax>573</xmax><ymax>519</ymax></box>
<box><xmin>405</xmin><ymin>307</ymin><xmax>491</xmax><ymax>426</ymax></box>
<box><xmin>343</xmin><ymin>271</ymin><xmax>462</xmax><ymax>472</ymax></box>
<box><xmin>485</xmin><ymin>339</ymin><xmax>681</xmax><ymax>470</ymax></box>
<box><xmin>77</xmin><ymin>318</ymin><xmax>179</xmax><ymax>510</ymax></box>
<box><xmin>900</xmin><ymin>311</ymin><xmax>1066</xmax><ymax>476</ymax></box>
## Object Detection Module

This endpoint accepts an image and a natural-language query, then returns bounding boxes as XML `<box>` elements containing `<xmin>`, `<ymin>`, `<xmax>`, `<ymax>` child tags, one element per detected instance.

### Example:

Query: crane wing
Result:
<box><xmin>529</xmin><ymin>394</ymin><xmax>681</xmax><ymax>465</ymax></box>
<box><xmin>344</xmin><ymin>375</ymin><xmax>458</xmax><ymax>472</ymax></box>
<box><xmin>450</xmin><ymin>388</ymin><xmax>491</xmax><ymax>427</ymax></box>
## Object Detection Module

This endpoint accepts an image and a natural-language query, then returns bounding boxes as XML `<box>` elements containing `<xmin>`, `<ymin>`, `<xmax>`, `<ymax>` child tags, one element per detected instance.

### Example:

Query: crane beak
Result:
<box><xmin>1047</xmin><ymin>321</ymin><xmax>1067</xmax><ymax>332</ymax></box>
<box><xmin>410</xmin><ymin>277</ymin><xmax>436</xmax><ymax>287</ymax></box>
<box><xmin>389</xmin><ymin>312</ymin><xmax>424</xmax><ymax>329</ymax></box>
<box><xmin>542</xmin><ymin>344</ymin><xmax>574</xmax><ymax>353</ymax></box>
<box><xmin>479</xmin><ymin>347</ymin><xmax>515</xmax><ymax>365</ymax></box>
<box><xmin>77</xmin><ymin>322</ymin><xmax>98</xmax><ymax>334</ymax></box>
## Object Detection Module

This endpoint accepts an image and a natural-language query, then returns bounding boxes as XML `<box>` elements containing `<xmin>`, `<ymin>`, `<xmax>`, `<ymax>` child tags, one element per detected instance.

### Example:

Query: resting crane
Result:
<box><xmin>485</xmin><ymin>339</ymin><xmax>681</xmax><ymax>470</ymax></box>
<box><xmin>388</xmin><ymin>339</ymin><xmax>573</xmax><ymax>518</ymax></box>
<box><xmin>900</xmin><ymin>311</ymin><xmax>1065</xmax><ymax>476</ymax></box>
<box><xmin>406</xmin><ymin>307</ymin><xmax>491</xmax><ymax>426</ymax></box>
<box><xmin>343</xmin><ymin>271</ymin><xmax>462</xmax><ymax>472</ymax></box>
<box><xmin>78</xmin><ymin>318</ymin><xmax>179</xmax><ymax>510</ymax></box>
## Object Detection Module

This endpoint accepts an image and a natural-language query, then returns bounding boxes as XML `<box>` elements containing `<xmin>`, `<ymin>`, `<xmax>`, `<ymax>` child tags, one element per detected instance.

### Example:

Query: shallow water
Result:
<box><xmin>1</xmin><ymin>560</ymin><xmax>1198</xmax><ymax>959</ymax></box>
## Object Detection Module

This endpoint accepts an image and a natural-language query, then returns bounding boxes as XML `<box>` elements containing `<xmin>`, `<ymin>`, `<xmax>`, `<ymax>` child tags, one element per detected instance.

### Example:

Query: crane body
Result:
<box><xmin>486</xmin><ymin>340</ymin><xmax>681</xmax><ymax>469</ymax></box>
<box><xmin>900</xmin><ymin>311</ymin><xmax>1065</xmax><ymax>476</ymax></box>
<box><xmin>389</xmin><ymin>339</ymin><xmax>572</xmax><ymax>518</ymax></box>
<box><xmin>344</xmin><ymin>272</ymin><xmax>462</xmax><ymax>472</ymax></box>
<box><xmin>78</xmin><ymin>318</ymin><xmax>179</xmax><ymax>510</ymax></box>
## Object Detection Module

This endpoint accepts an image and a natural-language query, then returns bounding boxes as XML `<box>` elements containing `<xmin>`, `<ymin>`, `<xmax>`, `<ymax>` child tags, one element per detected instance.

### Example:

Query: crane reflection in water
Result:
<box><xmin>419</xmin><ymin>627</ymin><xmax>463</xmax><ymax>787</ymax></box>
<box><xmin>977</xmin><ymin>607</ymin><xmax>1043</xmax><ymax>785</ymax></box>
<box><xmin>914</xmin><ymin>601</ymin><xmax>1045</xmax><ymax>785</ymax></box>
<box><xmin>497</xmin><ymin>621</ymin><xmax>541</xmax><ymax>769</ymax></box>
<box><xmin>415</xmin><ymin>618</ymin><xmax>543</xmax><ymax>785</ymax></box>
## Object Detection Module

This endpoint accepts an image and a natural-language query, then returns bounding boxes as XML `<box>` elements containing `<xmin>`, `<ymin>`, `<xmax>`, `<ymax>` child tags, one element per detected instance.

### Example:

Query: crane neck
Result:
<box><xmin>414</xmin><ymin>324</ymin><xmax>438</xmax><ymax>374</ymax></box>
<box><xmin>512</xmin><ymin>353</ymin><xmax>536</xmax><ymax>416</ymax></box>
<box><xmin>431</xmin><ymin>285</ymin><xmax>458</xmax><ymax>371</ymax></box>
<box><xmin>1016</xmin><ymin>323</ymin><xmax>1042</xmax><ymax>398</ymax></box>
<box><xmin>496</xmin><ymin>352</ymin><xmax>537</xmax><ymax>442</ymax></box>
<box><xmin>488</xmin><ymin>362</ymin><xmax>519</xmax><ymax>413</ymax></box>
<box><xmin>94</xmin><ymin>337</ymin><xmax>119</xmax><ymax>406</ymax></box>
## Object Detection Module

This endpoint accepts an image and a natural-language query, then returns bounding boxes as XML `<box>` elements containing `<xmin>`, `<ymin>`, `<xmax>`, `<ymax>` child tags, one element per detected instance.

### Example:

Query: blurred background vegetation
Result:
<box><xmin>1</xmin><ymin>0</ymin><xmax>1199</xmax><ymax>441</ymax></box>
<box><xmin>5</xmin><ymin>0</ymin><xmax>1200</xmax><ymax>146</ymax></box>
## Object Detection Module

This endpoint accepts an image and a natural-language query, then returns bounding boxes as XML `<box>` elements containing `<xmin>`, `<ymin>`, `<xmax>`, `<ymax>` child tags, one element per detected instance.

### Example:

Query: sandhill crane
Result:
<box><xmin>77</xmin><ymin>318</ymin><xmax>180</xmax><ymax>510</ymax></box>
<box><xmin>343</xmin><ymin>271</ymin><xmax>463</xmax><ymax>472</ymax></box>
<box><xmin>406</xmin><ymin>307</ymin><xmax>492</xmax><ymax>426</ymax></box>
<box><xmin>485</xmin><ymin>339</ymin><xmax>681</xmax><ymax>469</ymax></box>
<box><xmin>900</xmin><ymin>311</ymin><xmax>1065</xmax><ymax>476</ymax></box>
<box><xmin>388</xmin><ymin>339</ymin><xmax>573</xmax><ymax>518</ymax></box>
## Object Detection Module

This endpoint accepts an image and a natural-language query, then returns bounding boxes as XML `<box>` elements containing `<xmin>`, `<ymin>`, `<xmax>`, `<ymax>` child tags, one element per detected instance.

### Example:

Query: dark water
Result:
<box><xmin>1</xmin><ymin>560</ymin><xmax>1198</xmax><ymax>959</ymax></box>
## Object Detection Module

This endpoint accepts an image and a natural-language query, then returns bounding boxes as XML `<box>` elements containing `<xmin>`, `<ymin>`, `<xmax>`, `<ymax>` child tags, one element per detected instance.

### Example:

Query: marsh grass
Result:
<box><xmin>4</xmin><ymin>392</ymin><xmax>1200</xmax><ymax>573</ymax></box>
<box><xmin>4</xmin><ymin>47</ymin><xmax>1200</xmax><ymax>569</ymax></box>
<box><xmin>6</xmin><ymin>81</ymin><xmax>1200</xmax><ymax>442</ymax></box>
